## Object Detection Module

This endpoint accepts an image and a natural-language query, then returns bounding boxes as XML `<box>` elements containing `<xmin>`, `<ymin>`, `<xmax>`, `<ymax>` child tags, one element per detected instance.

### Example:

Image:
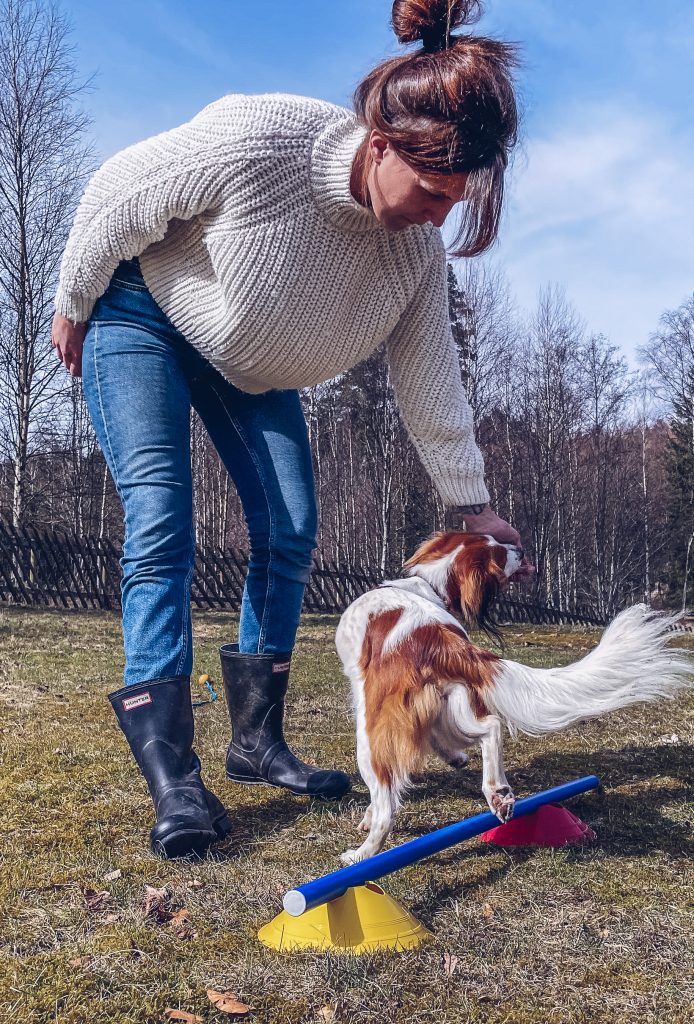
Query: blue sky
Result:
<box><xmin>65</xmin><ymin>0</ymin><xmax>694</xmax><ymax>362</ymax></box>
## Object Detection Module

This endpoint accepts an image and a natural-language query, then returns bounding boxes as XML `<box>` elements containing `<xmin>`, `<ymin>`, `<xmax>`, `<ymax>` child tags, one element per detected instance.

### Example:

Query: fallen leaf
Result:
<box><xmin>207</xmin><ymin>989</ymin><xmax>253</xmax><ymax>1016</ymax></box>
<box><xmin>103</xmin><ymin>913</ymin><xmax>119</xmax><ymax>925</ymax></box>
<box><xmin>103</xmin><ymin>869</ymin><xmax>122</xmax><ymax>882</ymax></box>
<box><xmin>142</xmin><ymin>884</ymin><xmax>173</xmax><ymax>922</ymax></box>
<box><xmin>188</xmin><ymin>878</ymin><xmax>204</xmax><ymax>890</ymax></box>
<box><xmin>169</xmin><ymin>909</ymin><xmax>197</xmax><ymax>940</ymax></box>
<box><xmin>317</xmin><ymin>1006</ymin><xmax>336</xmax><ymax>1021</ymax></box>
<box><xmin>69</xmin><ymin>957</ymin><xmax>84</xmax><ymax>968</ymax></box>
<box><xmin>443</xmin><ymin>952</ymin><xmax>458</xmax><ymax>978</ymax></box>
<box><xmin>164</xmin><ymin>1010</ymin><xmax>203</xmax><ymax>1023</ymax></box>
<box><xmin>482</xmin><ymin>902</ymin><xmax>495</xmax><ymax>919</ymax></box>
<box><xmin>82</xmin><ymin>887</ymin><xmax>111</xmax><ymax>913</ymax></box>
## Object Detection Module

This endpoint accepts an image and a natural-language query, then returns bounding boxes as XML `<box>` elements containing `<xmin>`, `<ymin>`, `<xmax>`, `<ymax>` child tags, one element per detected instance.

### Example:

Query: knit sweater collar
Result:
<box><xmin>310</xmin><ymin>116</ymin><xmax>380</xmax><ymax>234</ymax></box>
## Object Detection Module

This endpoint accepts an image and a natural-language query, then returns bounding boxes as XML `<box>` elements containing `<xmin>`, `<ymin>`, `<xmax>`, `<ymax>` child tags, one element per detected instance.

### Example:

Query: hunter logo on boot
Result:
<box><xmin>272</xmin><ymin>661</ymin><xmax>291</xmax><ymax>673</ymax></box>
<box><xmin>122</xmin><ymin>692</ymin><xmax>153</xmax><ymax>711</ymax></box>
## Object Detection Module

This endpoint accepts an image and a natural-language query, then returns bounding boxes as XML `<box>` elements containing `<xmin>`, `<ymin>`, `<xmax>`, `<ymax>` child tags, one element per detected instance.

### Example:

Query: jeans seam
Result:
<box><xmin>89</xmin><ymin>319</ymin><xmax>182</xmax><ymax>346</ymax></box>
<box><xmin>111</xmin><ymin>280</ymin><xmax>148</xmax><ymax>292</ymax></box>
<box><xmin>92</xmin><ymin>323</ymin><xmax>123</xmax><ymax>497</ymax></box>
<box><xmin>208</xmin><ymin>381</ymin><xmax>275</xmax><ymax>654</ymax></box>
<box><xmin>176</xmin><ymin>523</ymin><xmax>196</xmax><ymax>676</ymax></box>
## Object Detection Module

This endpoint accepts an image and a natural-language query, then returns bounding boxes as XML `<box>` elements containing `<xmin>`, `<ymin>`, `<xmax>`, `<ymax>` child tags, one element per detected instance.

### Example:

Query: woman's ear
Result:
<box><xmin>368</xmin><ymin>129</ymin><xmax>389</xmax><ymax>165</ymax></box>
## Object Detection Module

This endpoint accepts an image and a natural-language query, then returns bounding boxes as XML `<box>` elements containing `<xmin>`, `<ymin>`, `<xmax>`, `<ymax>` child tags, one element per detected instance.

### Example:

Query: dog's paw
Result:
<box><xmin>491</xmin><ymin>786</ymin><xmax>515</xmax><ymax>823</ymax></box>
<box><xmin>340</xmin><ymin>848</ymin><xmax>365</xmax><ymax>866</ymax></box>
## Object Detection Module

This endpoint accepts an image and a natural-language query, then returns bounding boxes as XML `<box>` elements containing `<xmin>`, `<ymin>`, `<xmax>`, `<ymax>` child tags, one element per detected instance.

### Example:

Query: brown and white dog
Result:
<box><xmin>335</xmin><ymin>531</ymin><xmax>693</xmax><ymax>864</ymax></box>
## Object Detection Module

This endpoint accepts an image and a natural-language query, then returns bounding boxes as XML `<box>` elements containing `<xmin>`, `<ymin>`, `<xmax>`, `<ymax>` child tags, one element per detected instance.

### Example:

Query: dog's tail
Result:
<box><xmin>486</xmin><ymin>604</ymin><xmax>693</xmax><ymax>737</ymax></box>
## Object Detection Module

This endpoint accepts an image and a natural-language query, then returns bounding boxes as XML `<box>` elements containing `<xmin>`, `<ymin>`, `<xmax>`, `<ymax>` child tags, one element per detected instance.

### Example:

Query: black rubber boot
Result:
<box><xmin>220</xmin><ymin>644</ymin><xmax>351</xmax><ymax>799</ymax></box>
<box><xmin>109</xmin><ymin>676</ymin><xmax>232</xmax><ymax>858</ymax></box>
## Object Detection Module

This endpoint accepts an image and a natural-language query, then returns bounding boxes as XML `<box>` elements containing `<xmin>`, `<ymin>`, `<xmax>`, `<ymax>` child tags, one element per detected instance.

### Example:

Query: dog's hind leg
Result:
<box><xmin>446</xmin><ymin>688</ymin><xmax>515</xmax><ymax>822</ymax></box>
<box><xmin>347</xmin><ymin>672</ymin><xmax>380</xmax><ymax>832</ymax></box>
<box><xmin>342</xmin><ymin>692</ymin><xmax>398</xmax><ymax>862</ymax></box>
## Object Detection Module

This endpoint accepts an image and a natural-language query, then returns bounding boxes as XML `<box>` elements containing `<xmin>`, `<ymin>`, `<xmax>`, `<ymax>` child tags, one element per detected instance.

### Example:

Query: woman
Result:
<box><xmin>51</xmin><ymin>0</ymin><xmax>524</xmax><ymax>858</ymax></box>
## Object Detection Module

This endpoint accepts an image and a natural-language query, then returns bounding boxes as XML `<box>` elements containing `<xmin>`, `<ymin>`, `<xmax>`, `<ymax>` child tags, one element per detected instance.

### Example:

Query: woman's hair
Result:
<box><xmin>353</xmin><ymin>0</ymin><xmax>519</xmax><ymax>257</ymax></box>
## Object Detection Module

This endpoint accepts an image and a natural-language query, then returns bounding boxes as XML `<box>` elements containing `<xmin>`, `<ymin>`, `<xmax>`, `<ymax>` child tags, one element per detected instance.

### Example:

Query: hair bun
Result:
<box><xmin>391</xmin><ymin>0</ymin><xmax>482</xmax><ymax>49</ymax></box>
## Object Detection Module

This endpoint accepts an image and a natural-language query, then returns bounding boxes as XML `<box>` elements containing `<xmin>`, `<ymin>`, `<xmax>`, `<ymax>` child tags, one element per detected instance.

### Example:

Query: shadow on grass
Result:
<box><xmin>517</xmin><ymin>744</ymin><xmax>694</xmax><ymax>859</ymax></box>
<box><xmin>408</xmin><ymin>845</ymin><xmax>537</xmax><ymax>928</ymax></box>
<box><xmin>206</xmin><ymin>790</ymin><xmax>354</xmax><ymax>861</ymax></box>
<box><xmin>376</xmin><ymin>744</ymin><xmax>693</xmax><ymax>928</ymax></box>
<box><xmin>392</xmin><ymin>742</ymin><xmax>693</xmax><ymax>861</ymax></box>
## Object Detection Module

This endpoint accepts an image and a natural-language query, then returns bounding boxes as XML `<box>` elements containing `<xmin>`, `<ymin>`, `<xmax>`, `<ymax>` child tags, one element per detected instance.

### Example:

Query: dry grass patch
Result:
<box><xmin>0</xmin><ymin>607</ymin><xmax>692</xmax><ymax>1023</ymax></box>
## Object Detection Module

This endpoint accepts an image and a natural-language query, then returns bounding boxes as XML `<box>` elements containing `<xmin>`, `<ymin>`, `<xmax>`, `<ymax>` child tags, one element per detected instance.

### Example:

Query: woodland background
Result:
<box><xmin>1</xmin><ymin>0</ymin><xmax>692</xmax><ymax>618</ymax></box>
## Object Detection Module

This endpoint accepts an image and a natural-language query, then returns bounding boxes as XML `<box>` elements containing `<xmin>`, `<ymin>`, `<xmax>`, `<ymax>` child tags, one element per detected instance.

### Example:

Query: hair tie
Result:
<box><xmin>420</xmin><ymin>27</ymin><xmax>451</xmax><ymax>54</ymax></box>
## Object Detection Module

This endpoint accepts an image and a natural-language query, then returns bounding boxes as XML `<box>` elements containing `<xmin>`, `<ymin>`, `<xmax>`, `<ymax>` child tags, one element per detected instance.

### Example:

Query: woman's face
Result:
<box><xmin>362</xmin><ymin>130</ymin><xmax>469</xmax><ymax>232</ymax></box>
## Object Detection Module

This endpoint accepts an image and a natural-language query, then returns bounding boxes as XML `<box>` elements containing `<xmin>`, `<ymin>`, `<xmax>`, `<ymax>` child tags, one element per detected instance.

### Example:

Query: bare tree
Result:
<box><xmin>642</xmin><ymin>297</ymin><xmax>694</xmax><ymax>608</ymax></box>
<box><xmin>448</xmin><ymin>260</ymin><xmax>515</xmax><ymax>425</ymax></box>
<box><xmin>511</xmin><ymin>286</ymin><xmax>584</xmax><ymax>601</ymax></box>
<box><xmin>0</xmin><ymin>0</ymin><xmax>92</xmax><ymax>526</ymax></box>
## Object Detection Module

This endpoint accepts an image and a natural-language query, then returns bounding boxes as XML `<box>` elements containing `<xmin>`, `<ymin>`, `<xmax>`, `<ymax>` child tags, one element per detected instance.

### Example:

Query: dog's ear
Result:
<box><xmin>404</xmin><ymin>531</ymin><xmax>465</xmax><ymax>572</ymax></box>
<box><xmin>449</xmin><ymin>546</ymin><xmax>505</xmax><ymax>641</ymax></box>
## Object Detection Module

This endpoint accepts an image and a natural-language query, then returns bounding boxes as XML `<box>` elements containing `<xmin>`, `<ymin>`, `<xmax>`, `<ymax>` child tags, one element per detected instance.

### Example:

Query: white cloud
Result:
<box><xmin>491</xmin><ymin>101</ymin><xmax>694</xmax><ymax>360</ymax></box>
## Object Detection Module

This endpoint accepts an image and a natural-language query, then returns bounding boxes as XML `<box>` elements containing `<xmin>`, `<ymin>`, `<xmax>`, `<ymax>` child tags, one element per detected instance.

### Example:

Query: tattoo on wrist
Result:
<box><xmin>459</xmin><ymin>503</ymin><xmax>489</xmax><ymax>516</ymax></box>
<box><xmin>445</xmin><ymin>503</ymin><xmax>489</xmax><ymax>529</ymax></box>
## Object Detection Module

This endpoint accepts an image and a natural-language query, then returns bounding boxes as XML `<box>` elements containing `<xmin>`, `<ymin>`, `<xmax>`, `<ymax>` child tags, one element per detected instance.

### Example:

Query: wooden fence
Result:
<box><xmin>0</xmin><ymin>518</ymin><xmax>606</xmax><ymax>627</ymax></box>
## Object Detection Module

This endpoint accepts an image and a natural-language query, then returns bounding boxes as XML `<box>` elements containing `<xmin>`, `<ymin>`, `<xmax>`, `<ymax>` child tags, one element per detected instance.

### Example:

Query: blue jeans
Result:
<box><xmin>83</xmin><ymin>259</ymin><xmax>317</xmax><ymax>686</ymax></box>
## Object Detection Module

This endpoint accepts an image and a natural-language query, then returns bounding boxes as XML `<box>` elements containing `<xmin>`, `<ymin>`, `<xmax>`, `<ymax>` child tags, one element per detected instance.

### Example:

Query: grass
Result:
<box><xmin>0</xmin><ymin>606</ymin><xmax>692</xmax><ymax>1024</ymax></box>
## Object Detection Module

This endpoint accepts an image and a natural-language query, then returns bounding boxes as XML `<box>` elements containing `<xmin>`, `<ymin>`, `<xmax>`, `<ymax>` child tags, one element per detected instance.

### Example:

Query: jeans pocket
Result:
<box><xmin>111</xmin><ymin>278</ymin><xmax>149</xmax><ymax>293</ymax></box>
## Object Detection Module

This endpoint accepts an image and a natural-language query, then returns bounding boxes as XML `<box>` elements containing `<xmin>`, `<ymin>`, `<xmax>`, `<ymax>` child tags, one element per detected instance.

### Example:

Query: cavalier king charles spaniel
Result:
<box><xmin>335</xmin><ymin>531</ymin><xmax>692</xmax><ymax>864</ymax></box>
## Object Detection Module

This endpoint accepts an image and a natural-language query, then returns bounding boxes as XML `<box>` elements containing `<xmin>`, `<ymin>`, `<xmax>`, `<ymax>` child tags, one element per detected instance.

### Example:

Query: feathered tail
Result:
<box><xmin>487</xmin><ymin>604</ymin><xmax>693</xmax><ymax>737</ymax></box>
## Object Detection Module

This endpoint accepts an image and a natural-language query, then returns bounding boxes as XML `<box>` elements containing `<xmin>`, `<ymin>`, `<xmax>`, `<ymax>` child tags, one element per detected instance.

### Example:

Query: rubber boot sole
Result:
<box><xmin>226</xmin><ymin>770</ymin><xmax>350</xmax><ymax>800</ymax></box>
<box><xmin>150</xmin><ymin>814</ymin><xmax>231</xmax><ymax>859</ymax></box>
<box><xmin>151</xmin><ymin>827</ymin><xmax>217</xmax><ymax>860</ymax></box>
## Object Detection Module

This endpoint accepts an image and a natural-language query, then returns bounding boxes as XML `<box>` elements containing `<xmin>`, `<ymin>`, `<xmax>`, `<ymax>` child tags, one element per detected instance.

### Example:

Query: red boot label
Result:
<box><xmin>122</xmin><ymin>692</ymin><xmax>153</xmax><ymax>711</ymax></box>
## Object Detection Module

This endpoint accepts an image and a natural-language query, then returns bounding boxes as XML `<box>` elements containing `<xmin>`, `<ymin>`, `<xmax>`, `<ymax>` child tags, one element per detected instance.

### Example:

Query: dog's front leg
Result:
<box><xmin>341</xmin><ymin>782</ymin><xmax>395</xmax><ymax>864</ymax></box>
<box><xmin>479</xmin><ymin>716</ymin><xmax>515</xmax><ymax>822</ymax></box>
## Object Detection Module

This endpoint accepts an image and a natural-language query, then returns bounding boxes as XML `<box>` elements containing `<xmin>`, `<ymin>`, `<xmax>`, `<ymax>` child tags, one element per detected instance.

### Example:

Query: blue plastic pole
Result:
<box><xmin>283</xmin><ymin>775</ymin><xmax>600</xmax><ymax>916</ymax></box>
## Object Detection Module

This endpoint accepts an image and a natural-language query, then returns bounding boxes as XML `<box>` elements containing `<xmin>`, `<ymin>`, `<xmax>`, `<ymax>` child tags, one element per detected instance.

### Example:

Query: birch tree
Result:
<box><xmin>0</xmin><ymin>0</ymin><xmax>92</xmax><ymax>526</ymax></box>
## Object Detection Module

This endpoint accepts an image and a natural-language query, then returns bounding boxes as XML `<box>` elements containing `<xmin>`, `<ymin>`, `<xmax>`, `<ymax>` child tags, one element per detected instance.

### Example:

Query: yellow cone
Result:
<box><xmin>258</xmin><ymin>882</ymin><xmax>432</xmax><ymax>954</ymax></box>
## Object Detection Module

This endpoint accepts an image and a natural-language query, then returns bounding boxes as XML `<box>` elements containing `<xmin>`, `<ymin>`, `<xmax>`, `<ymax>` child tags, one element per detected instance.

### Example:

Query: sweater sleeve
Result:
<box><xmin>385</xmin><ymin>238</ymin><xmax>490</xmax><ymax>507</ymax></box>
<box><xmin>54</xmin><ymin>99</ymin><xmax>236</xmax><ymax>324</ymax></box>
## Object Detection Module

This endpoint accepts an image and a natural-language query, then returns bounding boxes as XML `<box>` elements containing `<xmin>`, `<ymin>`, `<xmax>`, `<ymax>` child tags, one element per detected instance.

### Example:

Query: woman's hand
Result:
<box><xmin>51</xmin><ymin>312</ymin><xmax>86</xmax><ymax>377</ymax></box>
<box><xmin>461</xmin><ymin>506</ymin><xmax>520</xmax><ymax>545</ymax></box>
<box><xmin>449</xmin><ymin>505</ymin><xmax>535</xmax><ymax>579</ymax></box>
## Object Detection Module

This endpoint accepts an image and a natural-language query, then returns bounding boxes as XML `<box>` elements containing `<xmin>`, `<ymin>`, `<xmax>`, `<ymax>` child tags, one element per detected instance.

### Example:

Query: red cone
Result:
<box><xmin>479</xmin><ymin>804</ymin><xmax>597</xmax><ymax>847</ymax></box>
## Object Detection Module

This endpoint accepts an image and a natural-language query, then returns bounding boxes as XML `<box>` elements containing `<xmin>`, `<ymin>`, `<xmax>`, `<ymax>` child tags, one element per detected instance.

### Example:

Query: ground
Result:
<box><xmin>0</xmin><ymin>607</ymin><xmax>692</xmax><ymax>1024</ymax></box>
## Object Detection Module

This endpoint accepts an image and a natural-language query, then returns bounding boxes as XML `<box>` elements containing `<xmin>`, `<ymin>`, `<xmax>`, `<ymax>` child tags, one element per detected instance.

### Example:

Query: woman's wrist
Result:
<box><xmin>444</xmin><ymin>503</ymin><xmax>489</xmax><ymax>530</ymax></box>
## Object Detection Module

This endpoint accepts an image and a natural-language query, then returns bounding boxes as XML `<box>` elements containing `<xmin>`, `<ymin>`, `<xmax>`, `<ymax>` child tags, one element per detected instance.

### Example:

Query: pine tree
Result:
<box><xmin>665</xmin><ymin>365</ymin><xmax>694</xmax><ymax>607</ymax></box>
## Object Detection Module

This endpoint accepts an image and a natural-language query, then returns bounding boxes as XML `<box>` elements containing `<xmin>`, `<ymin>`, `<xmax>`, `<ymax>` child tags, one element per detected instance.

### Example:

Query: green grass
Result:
<box><xmin>0</xmin><ymin>607</ymin><xmax>692</xmax><ymax>1024</ymax></box>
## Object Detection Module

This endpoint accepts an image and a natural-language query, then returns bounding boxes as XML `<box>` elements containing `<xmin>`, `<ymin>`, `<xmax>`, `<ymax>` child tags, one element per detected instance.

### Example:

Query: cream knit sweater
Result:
<box><xmin>55</xmin><ymin>92</ymin><xmax>489</xmax><ymax>506</ymax></box>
